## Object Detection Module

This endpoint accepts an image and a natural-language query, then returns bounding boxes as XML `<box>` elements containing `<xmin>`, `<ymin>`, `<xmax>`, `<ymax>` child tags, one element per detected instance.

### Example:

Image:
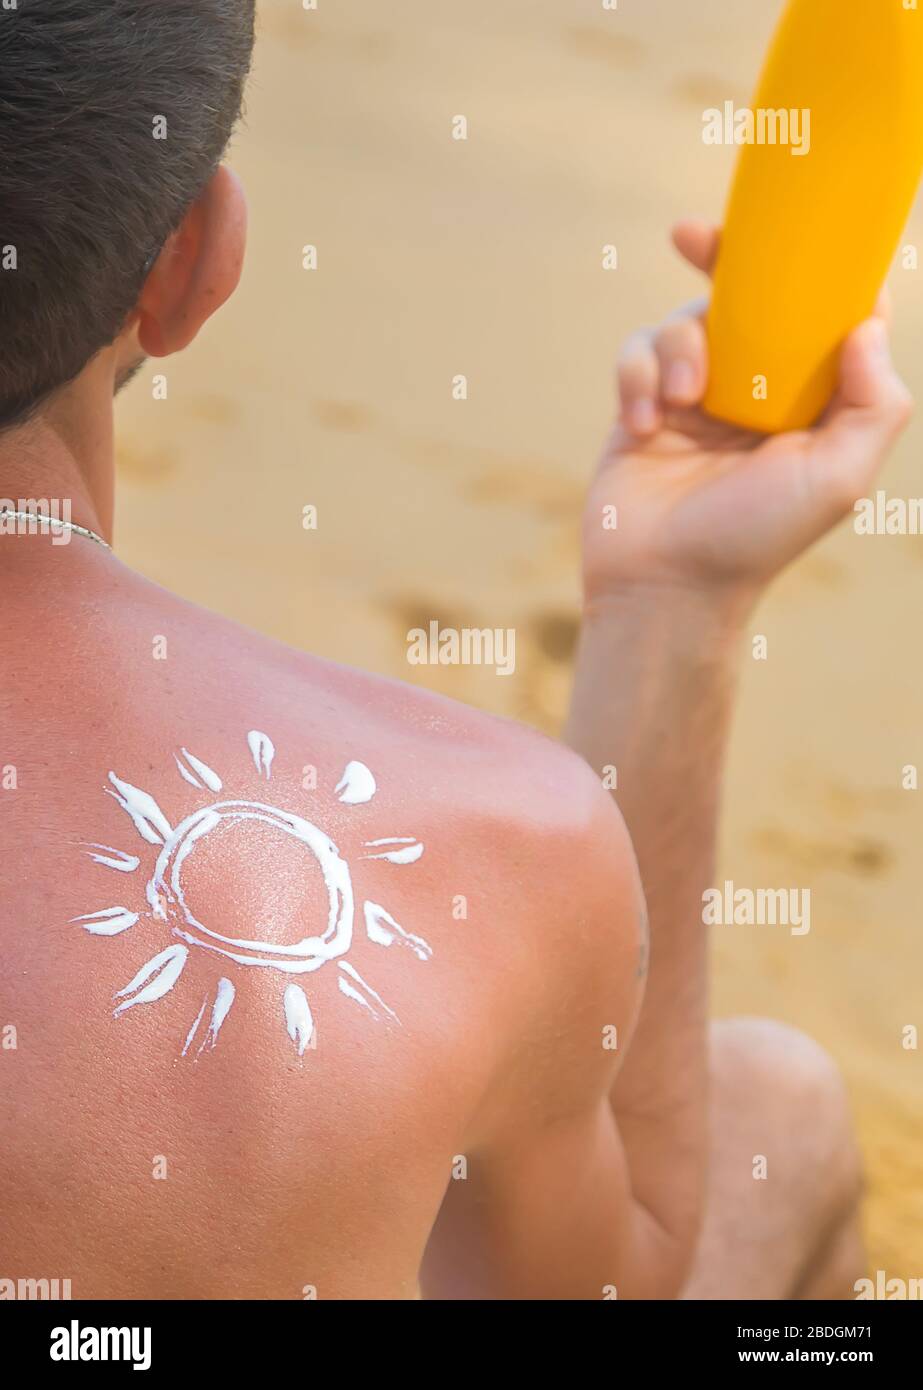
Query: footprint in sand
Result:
<box><xmin>568</xmin><ymin>27</ymin><xmax>646</xmax><ymax>68</ymax></box>
<box><xmin>531</xmin><ymin>611</ymin><xmax>579</xmax><ymax>664</ymax></box>
<box><xmin>312</xmin><ymin>399</ymin><xmax>375</xmax><ymax>433</ymax></box>
<box><xmin>464</xmin><ymin>464</ymin><xmax>580</xmax><ymax>523</ymax></box>
<box><xmin>671</xmin><ymin>74</ymin><xmax>750</xmax><ymax>110</ymax></box>
<box><xmin>117</xmin><ymin>444</ymin><xmax>179</xmax><ymax>484</ymax></box>
<box><xmin>753</xmin><ymin>826</ymin><xmax>892</xmax><ymax>879</ymax></box>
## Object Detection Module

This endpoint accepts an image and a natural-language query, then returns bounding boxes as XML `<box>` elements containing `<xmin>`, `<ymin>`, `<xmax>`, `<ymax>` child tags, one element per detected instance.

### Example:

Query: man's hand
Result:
<box><xmin>582</xmin><ymin>220</ymin><xmax>914</xmax><ymax>607</ymax></box>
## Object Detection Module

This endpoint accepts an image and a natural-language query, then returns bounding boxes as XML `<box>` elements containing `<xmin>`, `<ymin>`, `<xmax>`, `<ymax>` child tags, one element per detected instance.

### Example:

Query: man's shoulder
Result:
<box><xmin>128</xmin><ymin>571</ymin><xmax>607</xmax><ymax>838</ymax></box>
<box><xmin>287</xmin><ymin>645</ymin><xmax>624</xmax><ymax>894</ymax></box>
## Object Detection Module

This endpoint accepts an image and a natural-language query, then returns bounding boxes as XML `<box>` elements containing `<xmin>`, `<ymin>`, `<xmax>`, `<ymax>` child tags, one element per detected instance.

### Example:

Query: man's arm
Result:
<box><xmin>564</xmin><ymin>586</ymin><xmax>742</xmax><ymax>1282</ymax></box>
<box><xmin>425</xmin><ymin>595</ymin><xmax>743</xmax><ymax>1301</ymax></box>
<box><xmin>561</xmin><ymin>219</ymin><xmax>911</xmax><ymax>1292</ymax></box>
<box><xmin>425</xmin><ymin>593</ymin><xmax>743</xmax><ymax>1301</ymax></box>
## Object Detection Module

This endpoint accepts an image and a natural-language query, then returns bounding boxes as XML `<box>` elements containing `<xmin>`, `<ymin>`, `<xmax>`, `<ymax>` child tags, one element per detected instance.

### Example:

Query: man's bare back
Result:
<box><xmin>0</xmin><ymin>544</ymin><xmax>642</xmax><ymax>1299</ymax></box>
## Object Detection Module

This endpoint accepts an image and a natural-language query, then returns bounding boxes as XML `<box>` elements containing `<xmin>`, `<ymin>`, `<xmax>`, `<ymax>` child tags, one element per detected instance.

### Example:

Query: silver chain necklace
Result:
<box><xmin>0</xmin><ymin>509</ymin><xmax>110</xmax><ymax>550</ymax></box>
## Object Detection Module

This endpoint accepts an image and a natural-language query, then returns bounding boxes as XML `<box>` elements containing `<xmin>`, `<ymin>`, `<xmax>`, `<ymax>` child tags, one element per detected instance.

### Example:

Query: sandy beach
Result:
<box><xmin>115</xmin><ymin>0</ymin><xmax>922</xmax><ymax>1277</ymax></box>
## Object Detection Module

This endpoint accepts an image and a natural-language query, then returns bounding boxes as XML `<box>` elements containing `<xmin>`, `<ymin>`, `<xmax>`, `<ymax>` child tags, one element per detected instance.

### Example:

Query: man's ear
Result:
<box><xmin>135</xmin><ymin>165</ymin><xmax>247</xmax><ymax>358</ymax></box>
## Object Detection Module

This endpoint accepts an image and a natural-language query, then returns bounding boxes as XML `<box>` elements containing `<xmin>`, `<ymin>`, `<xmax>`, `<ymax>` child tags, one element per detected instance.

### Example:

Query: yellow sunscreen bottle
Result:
<box><xmin>704</xmin><ymin>0</ymin><xmax>923</xmax><ymax>434</ymax></box>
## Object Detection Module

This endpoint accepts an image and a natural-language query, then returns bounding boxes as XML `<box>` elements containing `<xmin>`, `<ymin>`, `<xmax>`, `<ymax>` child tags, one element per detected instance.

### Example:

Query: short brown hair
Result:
<box><xmin>0</xmin><ymin>0</ymin><xmax>256</xmax><ymax>428</ymax></box>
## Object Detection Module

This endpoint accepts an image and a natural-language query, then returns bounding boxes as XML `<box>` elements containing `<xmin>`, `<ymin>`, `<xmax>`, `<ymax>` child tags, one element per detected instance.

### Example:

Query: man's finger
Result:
<box><xmin>671</xmin><ymin>220</ymin><xmax>721</xmax><ymax>278</ymax></box>
<box><xmin>655</xmin><ymin>317</ymin><xmax>708</xmax><ymax>407</ymax></box>
<box><xmin>617</xmin><ymin>330</ymin><xmax>662</xmax><ymax>437</ymax></box>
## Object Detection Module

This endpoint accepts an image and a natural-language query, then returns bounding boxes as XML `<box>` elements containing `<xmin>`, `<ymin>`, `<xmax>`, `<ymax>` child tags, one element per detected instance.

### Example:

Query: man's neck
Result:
<box><xmin>0</xmin><ymin>363</ymin><xmax>116</xmax><ymax>546</ymax></box>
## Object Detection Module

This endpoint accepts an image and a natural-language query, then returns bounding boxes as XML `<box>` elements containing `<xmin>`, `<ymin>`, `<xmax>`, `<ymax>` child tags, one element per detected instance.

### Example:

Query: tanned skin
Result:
<box><xmin>0</xmin><ymin>174</ymin><xmax>910</xmax><ymax>1298</ymax></box>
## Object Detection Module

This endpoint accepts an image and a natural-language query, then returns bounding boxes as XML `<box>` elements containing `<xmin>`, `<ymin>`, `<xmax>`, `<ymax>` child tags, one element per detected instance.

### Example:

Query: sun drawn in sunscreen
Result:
<box><xmin>72</xmin><ymin>731</ymin><xmax>432</xmax><ymax>1059</ymax></box>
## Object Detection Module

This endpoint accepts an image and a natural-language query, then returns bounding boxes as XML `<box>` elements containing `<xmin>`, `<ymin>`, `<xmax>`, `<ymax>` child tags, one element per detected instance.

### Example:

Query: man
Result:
<box><xmin>0</xmin><ymin>2</ymin><xmax>910</xmax><ymax>1299</ymax></box>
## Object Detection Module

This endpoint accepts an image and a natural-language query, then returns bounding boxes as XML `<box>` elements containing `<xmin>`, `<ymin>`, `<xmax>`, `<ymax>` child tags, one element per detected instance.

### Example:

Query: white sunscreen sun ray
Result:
<box><xmin>175</xmin><ymin>757</ymin><xmax>201</xmax><ymax>789</ymax></box>
<box><xmin>363</xmin><ymin>902</ymin><xmax>433</xmax><ymax>960</ymax></box>
<box><xmin>337</xmin><ymin>960</ymin><xmax>400</xmax><ymax>1023</ymax></box>
<box><xmin>182</xmin><ymin>999</ymin><xmax>208</xmax><ymax>1057</ymax></box>
<box><xmin>71</xmin><ymin>906</ymin><xmax>139</xmax><ymax>937</ymax></box>
<box><xmin>106</xmin><ymin>774</ymin><xmax>172</xmax><ymax>845</ymax></box>
<box><xmin>176</xmin><ymin>749</ymin><xmax>223</xmax><ymax>793</ymax></box>
<box><xmin>247</xmin><ymin>730</ymin><xmax>275</xmax><ymax>779</ymax></box>
<box><xmin>335</xmin><ymin>761</ymin><xmax>376</xmax><ymax>805</ymax></box>
<box><xmin>361</xmin><ymin>838</ymin><xmax>424</xmax><ymax>865</ymax></box>
<box><xmin>337</xmin><ymin>975</ymin><xmax>378</xmax><ymax>1018</ymax></box>
<box><xmin>113</xmin><ymin>944</ymin><xmax>188</xmax><ymax>1017</ymax></box>
<box><xmin>83</xmin><ymin>845</ymin><xmax>141</xmax><ymax>873</ymax></box>
<box><xmin>283</xmin><ymin>983</ymin><xmax>315</xmax><ymax>1056</ymax></box>
<box><xmin>199</xmin><ymin>977</ymin><xmax>235</xmax><ymax>1053</ymax></box>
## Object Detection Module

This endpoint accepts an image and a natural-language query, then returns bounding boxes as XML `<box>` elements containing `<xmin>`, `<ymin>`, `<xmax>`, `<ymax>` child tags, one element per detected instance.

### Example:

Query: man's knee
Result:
<box><xmin>710</xmin><ymin>1016</ymin><xmax>864</xmax><ymax>1218</ymax></box>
